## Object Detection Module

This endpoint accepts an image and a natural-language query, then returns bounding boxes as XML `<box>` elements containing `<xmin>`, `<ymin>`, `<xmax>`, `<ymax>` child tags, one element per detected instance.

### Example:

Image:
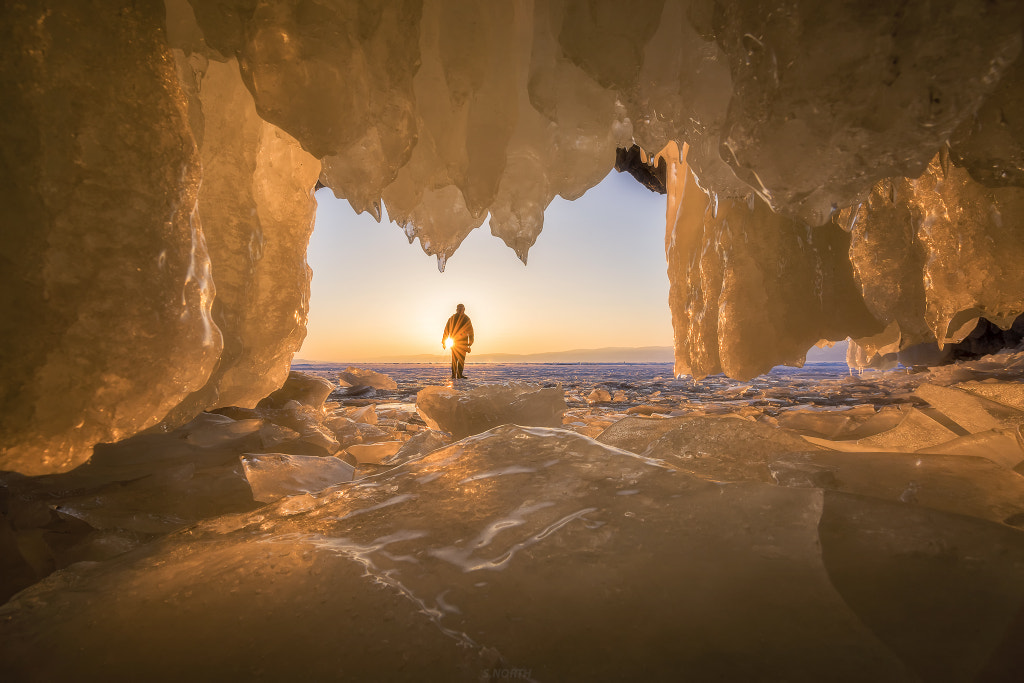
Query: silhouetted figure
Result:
<box><xmin>442</xmin><ymin>304</ymin><xmax>474</xmax><ymax>379</ymax></box>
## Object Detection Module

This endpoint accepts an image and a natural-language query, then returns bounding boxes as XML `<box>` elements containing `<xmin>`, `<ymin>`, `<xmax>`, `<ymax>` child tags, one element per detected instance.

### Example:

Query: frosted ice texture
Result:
<box><xmin>950</xmin><ymin>55</ymin><xmax>1024</xmax><ymax>188</ymax></box>
<box><xmin>180</xmin><ymin>0</ymin><xmax>1022</xmax><ymax>252</ymax></box>
<box><xmin>714</xmin><ymin>0</ymin><xmax>1024</xmax><ymax>224</ymax></box>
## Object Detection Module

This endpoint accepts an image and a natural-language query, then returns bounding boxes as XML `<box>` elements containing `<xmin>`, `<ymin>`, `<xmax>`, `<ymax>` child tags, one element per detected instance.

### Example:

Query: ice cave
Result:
<box><xmin>2</xmin><ymin>0</ymin><xmax>1024</xmax><ymax>680</ymax></box>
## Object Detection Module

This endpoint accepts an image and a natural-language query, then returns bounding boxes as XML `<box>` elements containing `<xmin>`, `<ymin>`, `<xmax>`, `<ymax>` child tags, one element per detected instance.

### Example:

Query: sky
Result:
<box><xmin>298</xmin><ymin>170</ymin><xmax>674</xmax><ymax>362</ymax></box>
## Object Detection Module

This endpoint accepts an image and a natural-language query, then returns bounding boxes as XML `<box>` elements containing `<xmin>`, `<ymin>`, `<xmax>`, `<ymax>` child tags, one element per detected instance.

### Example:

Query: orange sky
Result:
<box><xmin>299</xmin><ymin>171</ymin><xmax>673</xmax><ymax>362</ymax></box>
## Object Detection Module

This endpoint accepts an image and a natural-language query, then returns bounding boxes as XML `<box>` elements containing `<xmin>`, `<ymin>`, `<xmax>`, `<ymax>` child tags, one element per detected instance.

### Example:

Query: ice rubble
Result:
<box><xmin>5</xmin><ymin>0</ymin><xmax>1024</xmax><ymax>474</ymax></box>
<box><xmin>2</xmin><ymin>359</ymin><xmax>1024</xmax><ymax>676</ymax></box>
<box><xmin>2</xmin><ymin>408</ymin><xmax>1023</xmax><ymax>679</ymax></box>
<box><xmin>0</xmin><ymin>369</ymin><xmax>443</xmax><ymax>601</ymax></box>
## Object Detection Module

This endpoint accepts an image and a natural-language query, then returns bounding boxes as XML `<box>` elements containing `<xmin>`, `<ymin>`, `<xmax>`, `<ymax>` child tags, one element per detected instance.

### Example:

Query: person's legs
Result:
<box><xmin>453</xmin><ymin>345</ymin><xmax>467</xmax><ymax>378</ymax></box>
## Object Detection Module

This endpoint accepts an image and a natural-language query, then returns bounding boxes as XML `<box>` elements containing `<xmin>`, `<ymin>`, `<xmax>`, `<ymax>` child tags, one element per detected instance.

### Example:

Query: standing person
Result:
<box><xmin>442</xmin><ymin>304</ymin><xmax>474</xmax><ymax>379</ymax></box>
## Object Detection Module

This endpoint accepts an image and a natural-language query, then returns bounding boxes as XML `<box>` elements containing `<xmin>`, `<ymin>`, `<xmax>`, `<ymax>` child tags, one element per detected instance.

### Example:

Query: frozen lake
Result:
<box><xmin>2</xmin><ymin>354</ymin><xmax>1023</xmax><ymax>680</ymax></box>
<box><xmin>293</xmin><ymin>360</ymin><xmax>874</xmax><ymax>412</ymax></box>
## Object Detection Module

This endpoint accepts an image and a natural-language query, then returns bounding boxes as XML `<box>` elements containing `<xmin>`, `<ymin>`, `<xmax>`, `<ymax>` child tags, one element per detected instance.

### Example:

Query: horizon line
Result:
<box><xmin>293</xmin><ymin>344</ymin><xmax>677</xmax><ymax>364</ymax></box>
<box><xmin>293</xmin><ymin>343</ymin><xmax>850</xmax><ymax>365</ymax></box>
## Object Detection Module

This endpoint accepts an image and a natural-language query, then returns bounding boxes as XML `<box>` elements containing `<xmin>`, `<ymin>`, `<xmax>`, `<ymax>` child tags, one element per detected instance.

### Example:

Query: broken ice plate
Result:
<box><xmin>240</xmin><ymin>453</ymin><xmax>355</xmax><ymax>503</ymax></box>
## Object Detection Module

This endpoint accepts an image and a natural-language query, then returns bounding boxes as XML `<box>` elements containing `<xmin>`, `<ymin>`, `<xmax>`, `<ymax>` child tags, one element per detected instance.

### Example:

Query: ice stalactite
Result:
<box><xmin>843</xmin><ymin>149</ymin><xmax>1024</xmax><ymax>367</ymax></box>
<box><xmin>910</xmin><ymin>152</ymin><xmax>1024</xmax><ymax>341</ymax></box>
<box><xmin>666</xmin><ymin>140</ymin><xmax>1024</xmax><ymax>379</ymax></box>
<box><xmin>375</xmin><ymin>0</ymin><xmax>520</xmax><ymax>269</ymax></box>
<box><xmin>0</xmin><ymin>0</ymin><xmax>220</xmax><ymax>475</ymax></box>
<box><xmin>664</xmin><ymin>145</ymin><xmax>880</xmax><ymax>380</ymax></box>
<box><xmin>5</xmin><ymin>0</ymin><xmax>1024</xmax><ymax>472</ymax></box>
<box><xmin>163</xmin><ymin>24</ymin><xmax>321</xmax><ymax>425</ymax></box>
<box><xmin>711</xmin><ymin>0</ymin><xmax>1024</xmax><ymax>224</ymax></box>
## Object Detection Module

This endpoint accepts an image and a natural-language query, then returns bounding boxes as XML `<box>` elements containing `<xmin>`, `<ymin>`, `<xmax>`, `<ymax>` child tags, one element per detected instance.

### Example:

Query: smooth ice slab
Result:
<box><xmin>416</xmin><ymin>382</ymin><xmax>566</xmax><ymax>439</ymax></box>
<box><xmin>258</xmin><ymin>372</ymin><xmax>335</xmax><ymax>410</ymax></box>
<box><xmin>771</xmin><ymin>450</ymin><xmax>1024</xmax><ymax>526</ymax></box>
<box><xmin>240</xmin><ymin>453</ymin><xmax>354</xmax><ymax>503</ymax></box>
<box><xmin>346</xmin><ymin>441</ymin><xmax>403</xmax><ymax>465</ymax></box>
<box><xmin>52</xmin><ymin>462</ymin><xmax>254</xmax><ymax>535</ymax></box>
<box><xmin>804</xmin><ymin>408</ymin><xmax>959</xmax><ymax>453</ymax></box>
<box><xmin>596</xmin><ymin>415</ymin><xmax>693</xmax><ymax>453</ymax></box>
<box><xmin>819</xmin><ymin>491</ymin><xmax>1024</xmax><ymax>681</ymax></box>
<box><xmin>641</xmin><ymin>416</ymin><xmax>817</xmax><ymax>483</ymax></box>
<box><xmin>913</xmin><ymin>383</ymin><xmax>1002</xmax><ymax>434</ymax></box>
<box><xmin>337</xmin><ymin>367</ymin><xmax>398</xmax><ymax>390</ymax></box>
<box><xmin>918</xmin><ymin>430</ymin><xmax>1024</xmax><ymax>470</ymax></box>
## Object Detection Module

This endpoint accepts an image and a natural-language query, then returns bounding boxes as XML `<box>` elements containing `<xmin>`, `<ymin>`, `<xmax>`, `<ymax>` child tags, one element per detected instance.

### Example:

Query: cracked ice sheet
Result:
<box><xmin>1</xmin><ymin>425</ymin><xmax>911</xmax><ymax>680</ymax></box>
<box><xmin>771</xmin><ymin>450</ymin><xmax>1024</xmax><ymax>526</ymax></box>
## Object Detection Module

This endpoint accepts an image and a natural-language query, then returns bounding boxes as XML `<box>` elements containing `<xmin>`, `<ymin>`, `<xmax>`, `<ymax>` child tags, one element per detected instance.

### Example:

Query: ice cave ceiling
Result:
<box><xmin>2</xmin><ymin>0</ymin><xmax>1024</xmax><ymax>474</ymax></box>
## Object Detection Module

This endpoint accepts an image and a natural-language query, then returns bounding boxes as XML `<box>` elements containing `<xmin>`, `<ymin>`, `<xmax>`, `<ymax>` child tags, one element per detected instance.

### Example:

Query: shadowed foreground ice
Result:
<box><xmin>2</xmin><ymin>357</ymin><xmax>1024</xmax><ymax>680</ymax></box>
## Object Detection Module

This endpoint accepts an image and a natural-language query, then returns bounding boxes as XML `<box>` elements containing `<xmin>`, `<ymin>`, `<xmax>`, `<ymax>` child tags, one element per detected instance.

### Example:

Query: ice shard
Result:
<box><xmin>257</xmin><ymin>371</ymin><xmax>335</xmax><ymax>411</ymax></box>
<box><xmin>640</xmin><ymin>415</ymin><xmax>816</xmax><ymax>483</ymax></box>
<box><xmin>912</xmin><ymin>383</ymin><xmax>1003</xmax><ymax>434</ymax></box>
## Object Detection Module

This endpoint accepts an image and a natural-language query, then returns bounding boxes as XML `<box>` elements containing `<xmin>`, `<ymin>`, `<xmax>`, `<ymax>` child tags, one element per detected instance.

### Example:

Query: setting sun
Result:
<box><xmin>299</xmin><ymin>173</ymin><xmax>672</xmax><ymax>363</ymax></box>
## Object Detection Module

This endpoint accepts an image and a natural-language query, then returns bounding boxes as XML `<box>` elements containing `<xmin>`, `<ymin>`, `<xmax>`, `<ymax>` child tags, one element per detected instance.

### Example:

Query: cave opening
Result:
<box><xmin>2</xmin><ymin>0</ymin><xmax>1024</xmax><ymax>679</ymax></box>
<box><xmin>300</xmin><ymin>169</ymin><xmax>673</xmax><ymax>364</ymax></box>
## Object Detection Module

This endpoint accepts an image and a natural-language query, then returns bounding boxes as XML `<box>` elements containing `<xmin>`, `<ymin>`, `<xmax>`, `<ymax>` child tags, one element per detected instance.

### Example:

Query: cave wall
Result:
<box><xmin>2</xmin><ymin>0</ymin><xmax>1024</xmax><ymax>472</ymax></box>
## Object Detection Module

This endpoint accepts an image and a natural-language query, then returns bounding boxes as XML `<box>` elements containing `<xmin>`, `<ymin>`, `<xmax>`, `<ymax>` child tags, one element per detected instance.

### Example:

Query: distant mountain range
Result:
<box><xmin>297</xmin><ymin>340</ymin><xmax>849</xmax><ymax>364</ymax></box>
